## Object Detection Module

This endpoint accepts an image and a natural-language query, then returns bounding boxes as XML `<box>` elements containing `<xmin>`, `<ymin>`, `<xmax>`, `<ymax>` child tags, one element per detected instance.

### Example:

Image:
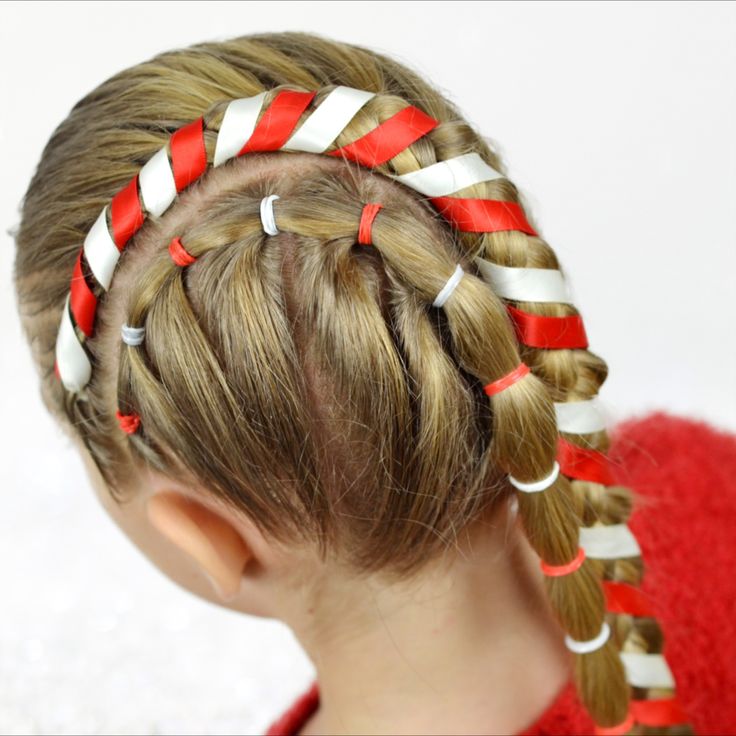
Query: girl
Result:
<box><xmin>13</xmin><ymin>30</ymin><xmax>735</xmax><ymax>735</ymax></box>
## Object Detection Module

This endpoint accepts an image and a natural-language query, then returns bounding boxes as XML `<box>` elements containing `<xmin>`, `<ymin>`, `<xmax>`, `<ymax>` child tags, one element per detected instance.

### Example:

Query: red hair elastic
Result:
<box><xmin>594</xmin><ymin>711</ymin><xmax>635</xmax><ymax>736</ymax></box>
<box><xmin>483</xmin><ymin>362</ymin><xmax>530</xmax><ymax>397</ymax></box>
<box><xmin>541</xmin><ymin>547</ymin><xmax>586</xmax><ymax>577</ymax></box>
<box><xmin>168</xmin><ymin>236</ymin><xmax>197</xmax><ymax>267</ymax></box>
<box><xmin>115</xmin><ymin>409</ymin><xmax>141</xmax><ymax>435</ymax></box>
<box><xmin>358</xmin><ymin>202</ymin><xmax>383</xmax><ymax>245</ymax></box>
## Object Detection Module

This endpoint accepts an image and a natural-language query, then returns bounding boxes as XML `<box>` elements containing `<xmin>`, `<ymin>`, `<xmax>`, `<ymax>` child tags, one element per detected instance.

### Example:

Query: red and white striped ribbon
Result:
<box><xmin>54</xmin><ymin>84</ymin><xmax>543</xmax><ymax>391</ymax></box>
<box><xmin>56</xmin><ymin>81</ymin><xmax>582</xmax><ymax>430</ymax></box>
<box><xmin>580</xmin><ymin>525</ymin><xmax>675</xmax><ymax>692</ymax></box>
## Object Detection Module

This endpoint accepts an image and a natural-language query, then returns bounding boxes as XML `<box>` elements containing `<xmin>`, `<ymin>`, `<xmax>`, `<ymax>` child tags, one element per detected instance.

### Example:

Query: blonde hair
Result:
<box><xmin>13</xmin><ymin>31</ymin><xmax>685</xmax><ymax>732</ymax></box>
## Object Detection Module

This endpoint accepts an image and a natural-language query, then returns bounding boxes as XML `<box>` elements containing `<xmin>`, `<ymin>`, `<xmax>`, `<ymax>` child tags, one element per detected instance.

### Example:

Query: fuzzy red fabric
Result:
<box><xmin>265</xmin><ymin>412</ymin><xmax>736</xmax><ymax>735</ymax></box>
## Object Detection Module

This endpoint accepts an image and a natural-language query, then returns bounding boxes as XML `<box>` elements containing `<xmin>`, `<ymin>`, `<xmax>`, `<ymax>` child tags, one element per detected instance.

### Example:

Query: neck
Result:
<box><xmin>280</xmin><ymin>499</ymin><xmax>574</xmax><ymax>736</ymax></box>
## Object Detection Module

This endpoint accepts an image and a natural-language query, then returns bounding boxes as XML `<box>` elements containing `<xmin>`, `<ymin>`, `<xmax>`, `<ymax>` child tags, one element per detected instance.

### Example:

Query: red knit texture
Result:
<box><xmin>265</xmin><ymin>411</ymin><xmax>736</xmax><ymax>735</ymax></box>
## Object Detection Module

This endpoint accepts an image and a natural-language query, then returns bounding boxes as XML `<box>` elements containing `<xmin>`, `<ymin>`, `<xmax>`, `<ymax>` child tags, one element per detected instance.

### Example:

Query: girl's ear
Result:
<box><xmin>145</xmin><ymin>491</ymin><xmax>252</xmax><ymax>601</ymax></box>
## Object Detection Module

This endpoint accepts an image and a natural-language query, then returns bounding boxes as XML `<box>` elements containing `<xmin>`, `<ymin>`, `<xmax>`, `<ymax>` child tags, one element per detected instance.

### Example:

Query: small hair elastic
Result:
<box><xmin>541</xmin><ymin>547</ymin><xmax>586</xmax><ymax>577</ymax></box>
<box><xmin>565</xmin><ymin>622</ymin><xmax>611</xmax><ymax>655</ymax></box>
<box><xmin>433</xmin><ymin>264</ymin><xmax>465</xmax><ymax>308</ymax></box>
<box><xmin>115</xmin><ymin>409</ymin><xmax>141</xmax><ymax>435</ymax></box>
<box><xmin>168</xmin><ymin>236</ymin><xmax>197</xmax><ymax>267</ymax></box>
<box><xmin>508</xmin><ymin>460</ymin><xmax>560</xmax><ymax>493</ymax></box>
<box><xmin>483</xmin><ymin>362</ymin><xmax>530</xmax><ymax>397</ymax></box>
<box><xmin>260</xmin><ymin>194</ymin><xmax>280</xmax><ymax>235</ymax></box>
<box><xmin>120</xmin><ymin>323</ymin><xmax>145</xmax><ymax>347</ymax></box>
<box><xmin>358</xmin><ymin>202</ymin><xmax>383</xmax><ymax>245</ymax></box>
<box><xmin>594</xmin><ymin>711</ymin><xmax>636</xmax><ymax>736</ymax></box>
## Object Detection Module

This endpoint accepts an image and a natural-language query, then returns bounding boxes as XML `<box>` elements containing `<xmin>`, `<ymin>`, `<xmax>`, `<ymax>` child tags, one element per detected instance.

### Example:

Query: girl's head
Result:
<box><xmin>13</xmin><ymin>31</ymin><xmax>677</xmax><ymax>731</ymax></box>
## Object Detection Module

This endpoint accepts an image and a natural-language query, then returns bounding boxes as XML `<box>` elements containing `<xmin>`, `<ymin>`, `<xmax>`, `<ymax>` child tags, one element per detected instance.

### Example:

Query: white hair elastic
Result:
<box><xmin>565</xmin><ymin>622</ymin><xmax>611</xmax><ymax>655</ymax></box>
<box><xmin>433</xmin><ymin>264</ymin><xmax>464</xmax><ymax>308</ymax></box>
<box><xmin>508</xmin><ymin>461</ymin><xmax>560</xmax><ymax>493</ymax></box>
<box><xmin>260</xmin><ymin>194</ymin><xmax>280</xmax><ymax>236</ymax></box>
<box><xmin>121</xmin><ymin>323</ymin><xmax>145</xmax><ymax>346</ymax></box>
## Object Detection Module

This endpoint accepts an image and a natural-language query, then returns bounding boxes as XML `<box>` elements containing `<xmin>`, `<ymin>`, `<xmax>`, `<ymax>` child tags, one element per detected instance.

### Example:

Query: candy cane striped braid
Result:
<box><xmin>54</xmin><ymin>85</ymin><xmax>536</xmax><ymax>393</ymax></box>
<box><xmin>52</xmin><ymin>83</ymin><xmax>684</xmax><ymax>731</ymax></box>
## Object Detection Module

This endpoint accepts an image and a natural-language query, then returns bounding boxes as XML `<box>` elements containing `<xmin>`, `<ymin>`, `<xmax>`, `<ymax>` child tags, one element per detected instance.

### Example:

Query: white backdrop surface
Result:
<box><xmin>1</xmin><ymin>1</ymin><xmax>734</xmax><ymax>733</ymax></box>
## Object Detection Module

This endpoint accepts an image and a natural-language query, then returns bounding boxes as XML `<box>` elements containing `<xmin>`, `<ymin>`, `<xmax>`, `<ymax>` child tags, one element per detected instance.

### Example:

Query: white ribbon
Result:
<box><xmin>139</xmin><ymin>146</ymin><xmax>178</xmax><ymax>217</ymax></box>
<box><xmin>391</xmin><ymin>152</ymin><xmax>504</xmax><ymax>197</ymax></box>
<box><xmin>579</xmin><ymin>524</ymin><xmax>641</xmax><ymax>559</ymax></box>
<box><xmin>473</xmin><ymin>257</ymin><xmax>572</xmax><ymax>304</ymax></box>
<box><xmin>55</xmin><ymin>294</ymin><xmax>92</xmax><ymax>393</ymax></box>
<box><xmin>555</xmin><ymin>398</ymin><xmax>608</xmax><ymax>434</ymax></box>
<box><xmin>620</xmin><ymin>652</ymin><xmax>676</xmax><ymax>689</ymax></box>
<box><xmin>282</xmin><ymin>86</ymin><xmax>375</xmax><ymax>153</ymax></box>
<box><xmin>213</xmin><ymin>91</ymin><xmax>267</xmax><ymax>167</ymax></box>
<box><xmin>83</xmin><ymin>207</ymin><xmax>119</xmax><ymax>291</ymax></box>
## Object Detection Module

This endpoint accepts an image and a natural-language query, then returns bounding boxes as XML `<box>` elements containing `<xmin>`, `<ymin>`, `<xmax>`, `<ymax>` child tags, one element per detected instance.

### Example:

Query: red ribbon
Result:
<box><xmin>630</xmin><ymin>698</ymin><xmax>688</xmax><ymax>726</ymax></box>
<box><xmin>110</xmin><ymin>174</ymin><xmax>144</xmax><ymax>249</ymax></box>
<box><xmin>557</xmin><ymin>436</ymin><xmax>615</xmax><ymax>485</ymax></box>
<box><xmin>240</xmin><ymin>90</ymin><xmax>317</xmax><ymax>154</ymax></box>
<box><xmin>171</xmin><ymin>117</ymin><xmax>207</xmax><ymax>192</ymax></box>
<box><xmin>69</xmin><ymin>251</ymin><xmax>97</xmax><ymax>339</ymax></box>
<box><xmin>594</xmin><ymin>699</ymin><xmax>688</xmax><ymax>733</ymax></box>
<box><xmin>483</xmin><ymin>362</ymin><xmax>530</xmax><ymax>397</ymax></box>
<box><xmin>506</xmin><ymin>305</ymin><xmax>588</xmax><ymax>349</ymax></box>
<box><xmin>430</xmin><ymin>196</ymin><xmax>537</xmax><ymax>235</ymax></box>
<box><xmin>328</xmin><ymin>105</ymin><xmax>438</xmax><ymax>167</ymax></box>
<box><xmin>603</xmin><ymin>581</ymin><xmax>655</xmax><ymax>617</ymax></box>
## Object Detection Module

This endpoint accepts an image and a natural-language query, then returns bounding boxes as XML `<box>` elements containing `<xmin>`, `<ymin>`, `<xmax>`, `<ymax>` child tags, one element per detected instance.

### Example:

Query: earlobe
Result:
<box><xmin>146</xmin><ymin>491</ymin><xmax>252</xmax><ymax>601</ymax></box>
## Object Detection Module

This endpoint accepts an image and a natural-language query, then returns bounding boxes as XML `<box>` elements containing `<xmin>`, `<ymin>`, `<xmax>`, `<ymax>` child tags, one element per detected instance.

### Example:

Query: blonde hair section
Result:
<box><xmin>13</xmin><ymin>31</ymin><xmax>685</xmax><ymax>732</ymax></box>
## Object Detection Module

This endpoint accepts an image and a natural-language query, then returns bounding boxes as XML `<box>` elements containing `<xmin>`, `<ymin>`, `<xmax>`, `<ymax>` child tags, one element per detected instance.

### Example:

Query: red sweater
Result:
<box><xmin>265</xmin><ymin>412</ymin><xmax>736</xmax><ymax>735</ymax></box>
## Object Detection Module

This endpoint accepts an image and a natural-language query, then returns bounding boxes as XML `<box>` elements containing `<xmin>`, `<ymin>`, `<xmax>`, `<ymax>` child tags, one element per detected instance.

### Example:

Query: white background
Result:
<box><xmin>1</xmin><ymin>1</ymin><xmax>734</xmax><ymax>733</ymax></box>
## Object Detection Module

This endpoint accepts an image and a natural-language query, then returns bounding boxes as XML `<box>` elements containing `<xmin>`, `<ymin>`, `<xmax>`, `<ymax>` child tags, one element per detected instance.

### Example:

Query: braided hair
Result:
<box><xmin>13</xmin><ymin>31</ymin><xmax>687</xmax><ymax>733</ymax></box>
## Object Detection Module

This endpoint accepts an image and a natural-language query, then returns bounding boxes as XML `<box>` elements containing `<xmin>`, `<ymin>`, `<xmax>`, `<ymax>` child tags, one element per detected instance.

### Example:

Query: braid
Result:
<box><xmin>450</xmin><ymin>163</ymin><xmax>685</xmax><ymax>735</ymax></box>
<box><xmin>14</xmin><ymin>34</ymin><xmax>689</xmax><ymax>733</ymax></box>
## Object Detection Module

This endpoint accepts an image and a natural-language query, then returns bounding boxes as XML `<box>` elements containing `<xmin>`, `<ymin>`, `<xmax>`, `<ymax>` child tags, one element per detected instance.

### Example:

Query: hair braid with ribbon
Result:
<box><xmin>14</xmin><ymin>33</ymin><xmax>688</xmax><ymax>734</ymax></box>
